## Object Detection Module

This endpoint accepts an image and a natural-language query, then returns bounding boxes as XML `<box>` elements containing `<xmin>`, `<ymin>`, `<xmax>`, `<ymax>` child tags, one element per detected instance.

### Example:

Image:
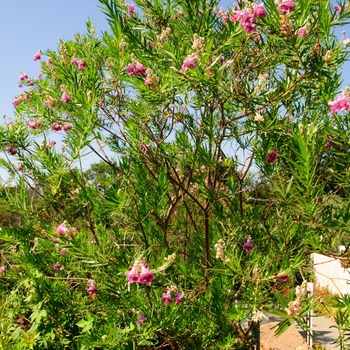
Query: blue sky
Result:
<box><xmin>0</xmin><ymin>1</ymin><xmax>349</xmax><ymax>182</ymax></box>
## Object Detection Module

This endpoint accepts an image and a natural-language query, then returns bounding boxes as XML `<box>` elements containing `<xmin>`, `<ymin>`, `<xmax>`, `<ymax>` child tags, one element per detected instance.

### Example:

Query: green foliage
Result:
<box><xmin>1</xmin><ymin>0</ymin><xmax>350</xmax><ymax>348</ymax></box>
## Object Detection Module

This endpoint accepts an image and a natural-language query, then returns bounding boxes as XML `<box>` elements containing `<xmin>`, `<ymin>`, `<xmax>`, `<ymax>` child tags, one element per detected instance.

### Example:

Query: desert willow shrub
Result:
<box><xmin>0</xmin><ymin>0</ymin><xmax>350</xmax><ymax>348</ymax></box>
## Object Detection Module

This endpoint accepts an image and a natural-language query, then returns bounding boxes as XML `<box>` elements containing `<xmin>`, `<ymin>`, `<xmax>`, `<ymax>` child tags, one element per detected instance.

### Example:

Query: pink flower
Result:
<box><xmin>28</xmin><ymin>121</ymin><xmax>37</xmax><ymax>130</ymax></box>
<box><xmin>297</xmin><ymin>26</ymin><xmax>308</xmax><ymax>38</ymax></box>
<box><xmin>239</xmin><ymin>8</ymin><xmax>253</xmax><ymax>26</ymax></box>
<box><xmin>328</xmin><ymin>95</ymin><xmax>350</xmax><ymax>115</ymax></box>
<box><xmin>54</xmin><ymin>262</ymin><xmax>62</xmax><ymax>270</ymax></box>
<box><xmin>137</xmin><ymin>314</ymin><xmax>147</xmax><ymax>327</ymax></box>
<box><xmin>51</xmin><ymin>123</ymin><xmax>63</xmax><ymax>131</ymax></box>
<box><xmin>125</xmin><ymin>63</ymin><xmax>135</xmax><ymax>75</ymax></box>
<box><xmin>33</xmin><ymin>51</ymin><xmax>42</xmax><ymax>61</ymax></box>
<box><xmin>127</xmin><ymin>3</ymin><xmax>135</xmax><ymax>16</ymax></box>
<box><xmin>6</xmin><ymin>147</ymin><xmax>17</xmax><ymax>155</ymax></box>
<box><xmin>24</xmin><ymin>94</ymin><xmax>30</xmax><ymax>101</ymax></box>
<box><xmin>29</xmin><ymin>81</ymin><xmax>35</xmax><ymax>86</ymax></box>
<box><xmin>278</xmin><ymin>0</ymin><xmax>296</xmax><ymax>14</ymax></box>
<box><xmin>62</xmin><ymin>92</ymin><xmax>70</xmax><ymax>103</ymax></box>
<box><xmin>253</xmin><ymin>3</ymin><xmax>267</xmax><ymax>19</ymax></box>
<box><xmin>134</xmin><ymin>62</ymin><xmax>147</xmax><ymax>76</ymax></box>
<box><xmin>19</xmin><ymin>72</ymin><xmax>28</xmax><ymax>81</ymax></box>
<box><xmin>182</xmin><ymin>54</ymin><xmax>197</xmax><ymax>70</ymax></box>
<box><xmin>63</xmin><ymin>124</ymin><xmax>72</xmax><ymax>131</ymax></box>
<box><xmin>60</xmin><ymin>248</ymin><xmax>69</xmax><ymax>255</ymax></box>
<box><xmin>162</xmin><ymin>291</ymin><xmax>172</xmax><ymax>305</ymax></box>
<box><xmin>266</xmin><ymin>150</ymin><xmax>279</xmax><ymax>164</ymax></box>
<box><xmin>87</xmin><ymin>285</ymin><xmax>97</xmax><ymax>295</ymax></box>
<box><xmin>71</xmin><ymin>57</ymin><xmax>78</xmax><ymax>65</ymax></box>
<box><xmin>48</xmin><ymin>141</ymin><xmax>56</xmax><ymax>147</ymax></box>
<box><xmin>97</xmin><ymin>182</ymin><xmax>102</xmax><ymax>189</ymax></box>
<box><xmin>52</xmin><ymin>236</ymin><xmax>59</xmax><ymax>243</ymax></box>
<box><xmin>125</xmin><ymin>259</ymin><xmax>155</xmax><ymax>285</ymax></box>
<box><xmin>0</xmin><ymin>266</ymin><xmax>7</xmax><ymax>274</ymax></box>
<box><xmin>242</xmin><ymin>238</ymin><xmax>253</xmax><ymax>252</ymax></box>
<box><xmin>217</xmin><ymin>8</ymin><xmax>228</xmax><ymax>24</ymax></box>
<box><xmin>13</xmin><ymin>97</ymin><xmax>21</xmax><ymax>107</ymax></box>
<box><xmin>38</xmin><ymin>72</ymin><xmax>43</xmax><ymax>78</ymax></box>
<box><xmin>230</xmin><ymin>10</ymin><xmax>241</xmax><ymax>22</ymax></box>
<box><xmin>175</xmin><ymin>292</ymin><xmax>184</xmax><ymax>304</ymax></box>
<box><xmin>17</xmin><ymin>164</ymin><xmax>23</xmax><ymax>171</ymax></box>
<box><xmin>126</xmin><ymin>266</ymin><xmax>140</xmax><ymax>283</ymax></box>
<box><xmin>77</xmin><ymin>60</ymin><xmax>86</xmax><ymax>70</ymax></box>
<box><xmin>138</xmin><ymin>265</ymin><xmax>155</xmax><ymax>285</ymax></box>
<box><xmin>54</xmin><ymin>222</ymin><xmax>68</xmax><ymax>235</ymax></box>
<box><xmin>243</xmin><ymin>22</ymin><xmax>257</xmax><ymax>34</ymax></box>
<box><xmin>144</xmin><ymin>75</ymin><xmax>153</xmax><ymax>87</ymax></box>
<box><xmin>139</xmin><ymin>143</ymin><xmax>151</xmax><ymax>153</ymax></box>
<box><xmin>18</xmin><ymin>84</ymin><xmax>23</xmax><ymax>88</ymax></box>
<box><xmin>334</xmin><ymin>5</ymin><xmax>341</xmax><ymax>13</ymax></box>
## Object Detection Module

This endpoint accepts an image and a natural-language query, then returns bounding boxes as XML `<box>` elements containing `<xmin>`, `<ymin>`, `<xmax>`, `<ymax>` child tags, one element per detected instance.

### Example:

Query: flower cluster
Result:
<box><xmin>71</xmin><ymin>57</ymin><xmax>86</xmax><ymax>70</ymax></box>
<box><xmin>125</xmin><ymin>258</ymin><xmax>154</xmax><ymax>285</ymax></box>
<box><xmin>87</xmin><ymin>280</ymin><xmax>97</xmax><ymax>295</ymax></box>
<box><xmin>230</xmin><ymin>3</ymin><xmax>267</xmax><ymax>34</ymax></box>
<box><xmin>28</xmin><ymin>119</ymin><xmax>43</xmax><ymax>130</ymax></box>
<box><xmin>124</xmin><ymin>60</ymin><xmax>147</xmax><ymax>76</ymax></box>
<box><xmin>328</xmin><ymin>91</ymin><xmax>350</xmax><ymax>115</ymax></box>
<box><xmin>277</xmin><ymin>0</ymin><xmax>297</xmax><ymax>14</ymax></box>
<box><xmin>33</xmin><ymin>50</ymin><xmax>42</xmax><ymax>61</ymax></box>
<box><xmin>50</xmin><ymin>123</ymin><xmax>72</xmax><ymax>132</ymax></box>
<box><xmin>266</xmin><ymin>150</ymin><xmax>279</xmax><ymax>164</ymax></box>
<box><xmin>285</xmin><ymin>283</ymin><xmax>308</xmax><ymax>316</ymax></box>
<box><xmin>182</xmin><ymin>53</ymin><xmax>198</xmax><ymax>71</ymax></box>
<box><xmin>242</xmin><ymin>238</ymin><xmax>253</xmax><ymax>252</ymax></box>
<box><xmin>53</xmin><ymin>221</ymin><xmax>77</xmax><ymax>236</ymax></box>
<box><xmin>161</xmin><ymin>287</ymin><xmax>184</xmax><ymax>305</ymax></box>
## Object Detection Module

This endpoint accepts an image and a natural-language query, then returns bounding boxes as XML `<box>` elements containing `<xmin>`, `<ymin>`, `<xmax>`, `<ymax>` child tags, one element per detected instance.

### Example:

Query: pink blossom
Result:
<box><xmin>77</xmin><ymin>60</ymin><xmax>86</xmax><ymax>70</ymax></box>
<box><xmin>18</xmin><ymin>84</ymin><xmax>23</xmax><ymax>88</ymax></box>
<box><xmin>125</xmin><ymin>266</ymin><xmax>140</xmax><ymax>283</ymax></box>
<box><xmin>144</xmin><ymin>75</ymin><xmax>153</xmax><ymax>87</ymax></box>
<box><xmin>71</xmin><ymin>57</ymin><xmax>78</xmax><ymax>65</ymax></box>
<box><xmin>87</xmin><ymin>285</ymin><xmax>97</xmax><ymax>295</ymax></box>
<box><xmin>182</xmin><ymin>54</ymin><xmax>197</xmax><ymax>70</ymax></box>
<box><xmin>175</xmin><ymin>292</ymin><xmax>184</xmax><ymax>304</ymax></box>
<box><xmin>328</xmin><ymin>95</ymin><xmax>350</xmax><ymax>115</ymax></box>
<box><xmin>44</xmin><ymin>100</ymin><xmax>51</xmax><ymax>108</ymax></box>
<box><xmin>266</xmin><ymin>150</ymin><xmax>279</xmax><ymax>164</ymax></box>
<box><xmin>6</xmin><ymin>147</ymin><xmax>17</xmax><ymax>155</ymax></box>
<box><xmin>138</xmin><ymin>265</ymin><xmax>155</xmax><ymax>285</ymax></box>
<box><xmin>17</xmin><ymin>164</ymin><xmax>23</xmax><ymax>171</ymax></box>
<box><xmin>243</xmin><ymin>22</ymin><xmax>257</xmax><ymax>34</ymax></box>
<box><xmin>51</xmin><ymin>123</ymin><xmax>63</xmax><ymax>131</ymax></box>
<box><xmin>0</xmin><ymin>266</ymin><xmax>7</xmax><ymax>274</ymax></box>
<box><xmin>19</xmin><ymin>72</ymin><xmax>28</xmax><ymax>81</ymax></box>
<box><xmin>61</xmin><ymin>92</ymin><xmax>70</xmax><ymax>103</ymax></box>
<box><xmin>13</xmin><ymin>97</ymin><xmax>21</xmax><ymax>107</ymax></box>
<box><xmin>217</xmin><ymin>8</ymin><xmax>228</xmax><ymax>24</ymax></box>
<box><xmin>48</xmin><ymin>141</ymin><xmax>56</xmax><ymax>147</ymax></box>
<box><xmin>29</xmin><ymin>81</ymin><xmax>35</xmax><ymax>86</ymax></box>
<box><xmin>28</xmin><ymin>121</ymin><xmax>37</xmax><ymax>130</ymax></box>
<box><xmin>134</xmin><ymin>62</ymin><xmax>147</xmax><ymax>76</ymax></box>
<box><xmin>161</xmin><ymin>291</ymin><xmax>173</xmax><ymax>305</ymax></box>
<box><xmin>54</xmin><ymin>222</ymin><xmax>68</xmax><ymax>235</ymax></box>
<box><xmin>334</xmin><ymin>5</ymin><xmax>341</xmax><ymax>13</ymax></box>
<box><xmin>97</xmin><ymin>182</ymin><xmax>102</xmax><ymax>189</ymax></box>
<box><xmin>52</xmin><ymin>236</ymin><xmax>59</xmax><ymax>243</ymax></box>
<box><xmin>47</xmin><ymin>57</ymin><xmax>52</xmax><ymax>65</ymax></box>
<box><xmin>242</xmin><ymin>238</ymin><xmax>253</xmax><ymax>252</ymax></box>
<box><xmin>137</xmin><ymin>314</ymin><xmax>147</xmax><ymax>327</ymax></box>
<box><xmin>125</xmin><ymin>63</ymin><xmax>135</xmax><ymax>75</ymax></box>
<box><xmin>127</xmin><ymin>3</ymin><xmax>135</xmax><ymax>16</ymax></box>
<box><xmin>297</xmin><ymin>26</ymin><xmax>308</xmax><ymax>38</ymax></box>
<box><xmin>54</xmin><ymin>262</ymin><xmax>62</xmax><ymax>270</ymax></box>
<box><xmin>33</xmin><ymin>51</ymin><xmax>42</xmax><ymax>61</ymax></box>
<box><xmin>38</xmin><ymin>72</ymin><xmax>43</xmax><ymax>78</ymax></box>
<box><xmin>125</xmin><ymin>259</ymin><xmax>155</xmax><ymax>285</ymax></box>
<box><xmin>239</xmin><ymin>8</ymin><xmax>254</xmax><ymax>26</ymax></box>
<box><xmin>253</xmin><ymin>3</ymin><xmax>267</xmax><ymax>19</ymax></box>
<box><xmin>63</xmin><ymin>124</ymin><xmax>72</xmax><ymax>131</ymax></box>
<box><xmin>230</xmin><ymin>10</ymin><xmax>241</xmax><ymax>22</ymax></box>
<box><xmin>278</xmin><ymin>0</ymin><xmax>296</xmax><ymax>14</ymax></box>
<box><xmin>60</xmin><ymin>248</ymin><xmax>69</xmax><ymax>255</ymax></box>
<box><xmin>24</xmin><ymin>94</ymin><xmax>30</xmax><ymax>101</ymax></box>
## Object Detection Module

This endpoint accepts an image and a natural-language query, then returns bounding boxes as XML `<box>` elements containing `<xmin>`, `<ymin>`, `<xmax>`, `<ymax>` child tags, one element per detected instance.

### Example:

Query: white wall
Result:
<box><xmin>313</xmin><ymin>252</ymin><xmax>350</xmax><ymax>295</ymax></box>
